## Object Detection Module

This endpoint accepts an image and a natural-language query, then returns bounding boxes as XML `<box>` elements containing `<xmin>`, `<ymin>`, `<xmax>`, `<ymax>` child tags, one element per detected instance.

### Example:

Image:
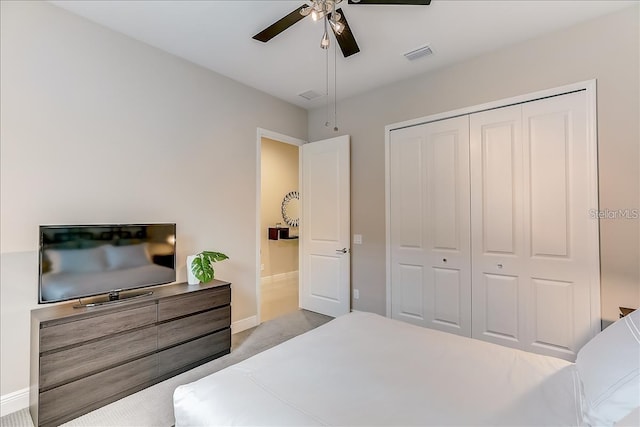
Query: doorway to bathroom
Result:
<box><xmin>257</xmin><ymin>129</ymin><xmax>304</xmax><ymax>323</ymax></box>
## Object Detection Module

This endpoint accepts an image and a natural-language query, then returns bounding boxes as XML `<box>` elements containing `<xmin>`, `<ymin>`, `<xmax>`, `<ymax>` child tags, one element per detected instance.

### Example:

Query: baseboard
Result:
<box><xmin>0</xmin><ymin>387</ymin><xmax>29</xmax><ymax>416</ymax></box>
<box><xmin>231</xmin><ymin>315</ymin><xmax>258</xmax><ymax>334</ymax></box>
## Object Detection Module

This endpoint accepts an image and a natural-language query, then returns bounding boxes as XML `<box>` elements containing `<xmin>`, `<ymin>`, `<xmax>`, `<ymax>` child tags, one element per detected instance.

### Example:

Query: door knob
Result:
<box><xmin>336</xmin><ymin>248</ymin><xmax>349</xmax><ymax>254</ymax></box>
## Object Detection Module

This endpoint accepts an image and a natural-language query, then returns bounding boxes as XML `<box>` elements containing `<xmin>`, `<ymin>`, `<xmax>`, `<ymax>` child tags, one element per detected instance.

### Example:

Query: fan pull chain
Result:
<box><xmin>333</xmin><ymin>35</ymin><xmax>338</xmax><ymax>132</ymax></box>
<box><xmin>325</xmin><ymin>18</ymin><xmax>330</xmax><ymax>128</ymax></box>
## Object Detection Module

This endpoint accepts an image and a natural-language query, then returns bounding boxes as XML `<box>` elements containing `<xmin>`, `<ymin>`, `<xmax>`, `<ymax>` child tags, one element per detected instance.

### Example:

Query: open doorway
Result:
<box><xmin>256</xmin><ymin>129</ymin><xmax>305</xmax><ymax>324</ymax></box>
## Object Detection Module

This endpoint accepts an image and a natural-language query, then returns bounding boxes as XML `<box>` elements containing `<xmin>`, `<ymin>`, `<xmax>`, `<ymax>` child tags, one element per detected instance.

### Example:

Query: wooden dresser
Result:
<box><xmin>29</xmin><ymin>280</ymin><xmax>231</xmax><ymax>427</ymax></box>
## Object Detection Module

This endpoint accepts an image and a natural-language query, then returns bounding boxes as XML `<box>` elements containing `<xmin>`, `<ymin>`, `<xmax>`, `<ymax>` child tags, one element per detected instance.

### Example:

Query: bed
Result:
<box><xmin>174</xmin><ymin>310</ymin><xmax>640</xmax><ymax>426</ymax></box>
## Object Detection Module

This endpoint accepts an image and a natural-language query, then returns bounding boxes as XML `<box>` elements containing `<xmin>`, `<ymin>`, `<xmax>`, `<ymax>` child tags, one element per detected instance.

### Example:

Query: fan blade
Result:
<box><xmin>252</xmin><ymin>4</ymin><xmax>309</xmax><ymax>42</ymax></box>
<box><xmin>348</xmin><ymin>0</ymin><xmax>431</xmax><ymax>4</ymax></box>
<box><xmin>329</xmin><ymin>9</ymin><xmax>360</xmax><ymax>58</ymax></box>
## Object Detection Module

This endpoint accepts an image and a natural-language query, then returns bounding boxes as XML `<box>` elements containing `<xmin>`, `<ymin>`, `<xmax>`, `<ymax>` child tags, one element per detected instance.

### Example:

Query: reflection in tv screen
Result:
<box><xmin>39</xmin><ymin>224</ymin><xmax>176</xmax><ymax>304</ymax></box>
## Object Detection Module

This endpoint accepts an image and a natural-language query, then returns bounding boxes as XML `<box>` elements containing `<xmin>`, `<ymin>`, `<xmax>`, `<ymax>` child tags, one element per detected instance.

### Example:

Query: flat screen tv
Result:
<box><xmin>38</xmin><ymin>223</ymin><xmax>176</xmax><ymax>305</ymax></box>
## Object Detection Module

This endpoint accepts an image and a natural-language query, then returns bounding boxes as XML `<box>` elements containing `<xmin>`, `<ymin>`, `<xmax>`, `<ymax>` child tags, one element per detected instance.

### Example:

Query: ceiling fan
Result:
<box><xmin>252</xmin><ymin>0</ymin><xmax>431</xmax><ymax>58</ymax></box>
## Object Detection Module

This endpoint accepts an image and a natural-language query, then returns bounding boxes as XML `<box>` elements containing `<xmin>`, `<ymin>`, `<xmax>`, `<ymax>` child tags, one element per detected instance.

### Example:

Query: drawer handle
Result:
<box><xmin>497</xmin><ymin>263</ymin><xmax>503</xmax><ymax>269</ymax></box>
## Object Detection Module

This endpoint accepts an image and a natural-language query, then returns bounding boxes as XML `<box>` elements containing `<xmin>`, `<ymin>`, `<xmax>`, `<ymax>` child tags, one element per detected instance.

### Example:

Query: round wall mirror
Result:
<box><xmin>281</xmin><ymin>191</ymin><xmax>300</xmax><ymax>227</ymax></box>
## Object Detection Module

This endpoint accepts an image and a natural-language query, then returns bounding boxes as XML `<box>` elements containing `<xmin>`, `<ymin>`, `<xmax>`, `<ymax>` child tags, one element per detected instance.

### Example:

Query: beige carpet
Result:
<box><xmin>1</xmin><ymin>309</ymin><xmax>332</xmax><ymax>427</ymax></box>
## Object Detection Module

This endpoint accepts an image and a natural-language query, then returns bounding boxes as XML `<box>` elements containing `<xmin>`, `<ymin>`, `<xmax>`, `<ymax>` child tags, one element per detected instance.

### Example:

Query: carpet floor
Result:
<box><xmin>1</xmin><ymin>309</ymin><xmax>332</xmax><ymax>427</ymax></box>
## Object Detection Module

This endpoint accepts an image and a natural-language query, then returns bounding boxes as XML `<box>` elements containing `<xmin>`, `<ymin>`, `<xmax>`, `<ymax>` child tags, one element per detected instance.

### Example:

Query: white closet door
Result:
<box><xmin>521</xmin><ymin>91</ymin><xmax>594</xmax><ymax>359</ymax></box>
<box><xmin>471</xmin><ymin>91</ymin><xmax>595</xmax><ymax>360</ymax></box>
<box><xmin>389</xmin><ymin>116</ymin><xmax>471</xmax><ymax>336</ymax></box>
<box><xmin>470</xmin><ymin>105</ymin><xmax>526</xmax><ymax>349</ymax></box>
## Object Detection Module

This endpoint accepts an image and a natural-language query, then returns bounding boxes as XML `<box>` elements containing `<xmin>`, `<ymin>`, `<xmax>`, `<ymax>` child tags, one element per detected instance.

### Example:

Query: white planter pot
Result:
<box><xmin>186</xmin><ymin>255</ymin><xmax>199</xmax><ymax>285</ymax></box>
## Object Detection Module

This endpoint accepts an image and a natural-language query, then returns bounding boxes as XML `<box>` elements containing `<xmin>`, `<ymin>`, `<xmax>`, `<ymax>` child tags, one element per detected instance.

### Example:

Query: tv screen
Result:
<box><xmin>38</xmin><ymin>223</ymin><xmax>176</xmax><ymax>304</ymax></box>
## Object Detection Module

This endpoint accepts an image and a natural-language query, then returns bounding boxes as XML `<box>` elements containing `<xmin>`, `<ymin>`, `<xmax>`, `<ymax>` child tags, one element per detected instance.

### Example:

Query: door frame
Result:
<box><xmin>384</xmin><ymin>80</ymin><xmax>600</xmax><ymax>335</ymax></box>
<box><xmin>256</xmin><ymin>128</ymin><xmax>306</xmax><ymax>324</ymax></box>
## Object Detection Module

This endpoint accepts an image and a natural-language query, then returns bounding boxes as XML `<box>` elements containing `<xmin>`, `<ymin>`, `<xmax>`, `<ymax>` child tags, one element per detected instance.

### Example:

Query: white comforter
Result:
<box><xmin>174</xmin><ymin>311</ymin><xmax>582</xmax><ymax>426</ymax></box>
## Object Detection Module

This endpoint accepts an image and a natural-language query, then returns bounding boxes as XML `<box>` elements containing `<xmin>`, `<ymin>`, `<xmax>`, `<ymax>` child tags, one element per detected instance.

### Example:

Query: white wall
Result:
<box><xmin>309</xmin><ymin>6</ymin><xmax>640</xmax><ymax>325</ymax></box>
<box><xmin>0</xmin><ymin>1</ymin><xmax>306</xmax><ymax>399</ymax></box>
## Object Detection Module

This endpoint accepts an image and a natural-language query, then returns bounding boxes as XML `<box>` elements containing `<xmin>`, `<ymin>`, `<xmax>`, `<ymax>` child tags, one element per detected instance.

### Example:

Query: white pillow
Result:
<box><xmin>104</xmin><ymin>243</ymin><xmax>151</xmax><ymax>270</ymax></box>
<box><xmin>576</xmin><ymin>309</ymin><xmax>640</xmax><ymax>426</ymax></box>
<box><xmin>45</xmin><ymin>246</ymin><xmax>108</xmax><ymax>274</ymax></box>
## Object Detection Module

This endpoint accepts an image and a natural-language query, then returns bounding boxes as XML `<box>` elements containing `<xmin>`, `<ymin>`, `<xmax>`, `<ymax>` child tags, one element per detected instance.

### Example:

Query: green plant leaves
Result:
<box><xmin>191</xmin><ymin>251</ymin><xmax>229</xmax><ymax>283</ymax></box>
<box><xmin>201</xmin><ymin>251</ymin><xmax>229</xmax><ymax>263</ymax></box>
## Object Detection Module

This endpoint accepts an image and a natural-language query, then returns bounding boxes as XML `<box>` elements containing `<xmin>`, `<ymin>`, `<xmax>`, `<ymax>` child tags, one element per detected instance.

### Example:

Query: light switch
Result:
<box><xmin>353</xmin><ymin>234</ymin><xmax>363</xmax><ymax>245</ymax></box>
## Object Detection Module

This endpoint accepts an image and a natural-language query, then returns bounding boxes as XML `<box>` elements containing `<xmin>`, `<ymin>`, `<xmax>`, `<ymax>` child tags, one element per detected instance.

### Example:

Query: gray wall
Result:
<box><xmin>0</xmin><ymin>1</ymin><xmax>307</xmax><ymax>397</ymax></box>
<box><xmin>309</xmin><ymin>6</ymin><xmax>639</xmax><ymax>325</ymax></box>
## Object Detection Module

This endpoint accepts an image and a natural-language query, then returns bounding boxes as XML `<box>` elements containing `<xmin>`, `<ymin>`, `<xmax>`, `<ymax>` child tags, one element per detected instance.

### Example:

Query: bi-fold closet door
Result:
<box><xmin>389</xmin><ymin>116</ymin><xmax>471</xmax><ymax>336</ymax></box>
<box><xmin>389</xmin><ymin>90</ymin><xmax>598</xmax><ymax>361</ymax></box>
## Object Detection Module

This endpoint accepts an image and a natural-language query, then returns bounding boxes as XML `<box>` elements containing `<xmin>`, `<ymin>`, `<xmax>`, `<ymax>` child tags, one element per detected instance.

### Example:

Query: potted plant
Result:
<box><xmin>188</xmin><ymin>251</ymin><xmax>229</xmax><ymax>284</ymax></box>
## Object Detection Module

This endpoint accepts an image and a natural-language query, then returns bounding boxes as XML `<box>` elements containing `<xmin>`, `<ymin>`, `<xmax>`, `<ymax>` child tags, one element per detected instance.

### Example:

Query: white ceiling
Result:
<box><xmin>50</xmin><ymin>0</ymin><xmax>634</xmax><ymax>109</ymax></box>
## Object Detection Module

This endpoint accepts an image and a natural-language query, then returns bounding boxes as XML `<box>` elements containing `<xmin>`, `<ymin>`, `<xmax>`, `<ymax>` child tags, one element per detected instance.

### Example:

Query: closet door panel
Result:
<box><xmin>430</xmin><ymin>134</ymin><xmax>459</xmax><ymax>250</ymax></box>
<box><xmin>424</xmin><ymin>117</ymin><xmax>471</xmax><ymax>335</ymax></box>
<box><xmin>397</xmin><ymin>264</ymin><xmax>425</xmax><ymax>320</ymax></box>
<box><xmin>473</xmin><ymin>113</ymin><xmax>522</xmax><ymax>259</ymax></box>
<box><xmin>432</xmin><ymin>267</ymin><xmax>462</xmax><ymax>327</ymax></box>
<box><xmin>530</xmin><ymin>278</ymin><xmax>574</xmax><ymax>352</ymax></box>
<box><xmin>394</xmin><ymin>136</ymin><xmax>424</xmax><ymax>249</ymax></box>
<box><xmin>523</xmin><ymin>91</ymin><xmax>593</xmax><ymax>359</ymax></box>
<box><xmin>470</xmin><ymin>105</ymin><xmax>526</xmax><ymax>349</ymax></box>
<box><xmin>390</xmin><ymin>116</ymin><xmax>471</xmax><ymax>335</ymax></box>
<box><xmin>481</xmin><ymin>126</ymin><xmax>516</xmax><ymax>254</ymax></box>
<box><xmin>528</xmin><ymin>111</ymin><xmax>569</xmax><ymax>257</ymax></box>
<box><xmin>390</xmin><ymin>129</ymin><xmax>427</xmax><ymax>325</ymax></box>
<box><xmin>482</xmin><ymin>273</ymin><xmax>520</xmax><ymax>342</ymax></box>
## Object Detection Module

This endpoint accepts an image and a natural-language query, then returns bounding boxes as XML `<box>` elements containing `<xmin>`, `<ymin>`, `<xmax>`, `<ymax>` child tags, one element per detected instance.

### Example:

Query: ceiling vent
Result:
<box><xmin>404</xmin><ymin>44</ymin><xmax>434</xmax><ymax>61</ymax></box>
<box><xmin>298</xmin><ymin>90</ymin><xmax>323</xmax><ymax>101</ymax></box>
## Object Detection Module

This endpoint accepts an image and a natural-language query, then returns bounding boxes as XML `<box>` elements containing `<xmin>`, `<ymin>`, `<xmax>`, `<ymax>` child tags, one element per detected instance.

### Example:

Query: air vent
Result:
<box><xmin>404</xmin><ymin>44</ymin><xmax>434</xmax><ymax>61</ymax></box>
<box><xmin>298</xmin><ymin>90</ymin><xmax>323</xmax><ymax>101</ymax></box>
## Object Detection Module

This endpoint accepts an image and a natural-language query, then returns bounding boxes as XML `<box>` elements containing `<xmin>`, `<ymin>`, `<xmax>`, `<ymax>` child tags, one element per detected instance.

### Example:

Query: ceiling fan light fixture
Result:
<box><xmin>300</xmin><ymin>6</ymin><xmax>311</xmax><ymax>16</ymax></box>
<box><xmin>320</xmin><ymin>30</ymin><xmax>330</xmax><ymax>49</ymax></box>
<box><xmin>311</xmin><ymin>8</ymin><xmax>327</xmax><ymax>21</ymax></box>
<box><xmin>330</xmin><ymin>17</ymin><xmax>345</xmax><ymax>35</ymax></box>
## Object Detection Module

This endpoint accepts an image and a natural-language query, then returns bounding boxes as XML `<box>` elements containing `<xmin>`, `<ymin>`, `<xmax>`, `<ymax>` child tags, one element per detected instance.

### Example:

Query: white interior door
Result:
<box><xmin>389</xmin><ymin>116</ymin><xmax>471</xmax><ymax>336</ymax></box>
<box><xmin>300</xmin><ymin>135</ymin><xmax>350</xmax><ymax>317</ymax></box>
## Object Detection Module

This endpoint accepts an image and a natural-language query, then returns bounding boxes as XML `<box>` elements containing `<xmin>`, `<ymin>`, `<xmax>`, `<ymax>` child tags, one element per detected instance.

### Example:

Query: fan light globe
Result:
<box><xmin>320</xmin><ymin>31</ymin><xmax>330</xmax><ymax>49</ymax></box>
<box><xmin>331</xmin><ymin>20</ymin><xmax>345</xmax><ymax>35</ymax></box>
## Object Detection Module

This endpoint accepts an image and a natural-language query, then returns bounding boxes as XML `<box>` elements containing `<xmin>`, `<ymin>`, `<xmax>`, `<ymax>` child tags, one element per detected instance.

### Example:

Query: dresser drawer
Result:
<box><xmin>40</xmin><ymin>326</ymin><xmax>157</xmax><ymax>390</ymax></box>
<box><xmin>40</xmin><ymin>304</ymin><xmax>157</xmax><ymax>352</ymax></box>
<box><xmin>39</xmin><ymin>354</ymin><xmax>157</xmax><ymax>425</ymax></box>
<box><xmin>158</xmin><ymin>305</ymin><xmax>231</xmax><ymax>349</ymax></box>
<box><xmin>157</xmin><ymin>286</ymin><xmax>230</xmax><ymax>321</ymax></box>
<box><xmin>158</xmin><ymin>328</ymin><xmax>231</xmax><ymax>376</ymax></box>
